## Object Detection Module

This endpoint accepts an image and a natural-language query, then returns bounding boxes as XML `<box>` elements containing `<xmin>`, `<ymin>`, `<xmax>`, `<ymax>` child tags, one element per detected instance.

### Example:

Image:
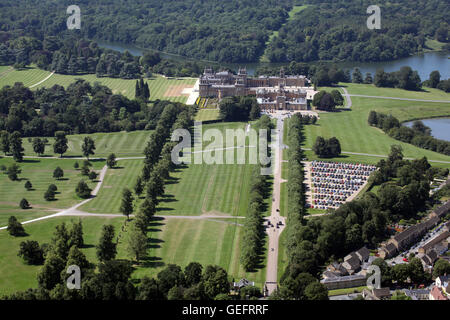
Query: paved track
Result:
<box><xmin>264</xmin><ymin>114</ymin><xmax>287</xmax><ymax>296</ymax></box>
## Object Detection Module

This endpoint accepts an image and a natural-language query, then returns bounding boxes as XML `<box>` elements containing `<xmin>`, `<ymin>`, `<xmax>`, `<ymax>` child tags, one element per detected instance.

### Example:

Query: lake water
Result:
<box><xmin>96</xmin><ymin>40</ymin><xmax>450</xmax><ymax>80</ymax></box>
<box><xmin>404</xmin><ymin>118</ymin><xmax>450</xmax><ymax>142</ymax></box>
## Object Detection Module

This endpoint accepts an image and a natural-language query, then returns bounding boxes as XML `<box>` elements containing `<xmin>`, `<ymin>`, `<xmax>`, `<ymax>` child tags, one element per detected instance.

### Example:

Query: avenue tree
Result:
<box><xmin>120</xmin><ymin>188</ymin><xmax>134</xmax><ymax>220</ymax></box>
<box><xmin>96</xmin><ymin>224</ymin><xmax>117</xmax><ymax>262</ymax></box>
<box><xmin>53</xmin><ymin>131</ymin><xmax>68</xmax><ymax>158</ymax></box>
<box><xmin>82</xmin><ymin>137</ymin><xmax>96</xmax><ymax>160</ymax></box>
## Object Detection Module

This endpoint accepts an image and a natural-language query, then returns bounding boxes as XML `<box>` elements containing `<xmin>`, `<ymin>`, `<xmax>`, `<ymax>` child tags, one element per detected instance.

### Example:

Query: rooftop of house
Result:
<box><xmin>343</xmin><ymin>256</ymin><xmax>361</xmax><ymax>271</ymax></box>
<box><xmin>430</xmin><ymin>286</ymin><xmax>449</xmax><ymax>300</ymax></box>
<box><xmin>356</xmin><ymin>246</ymin><xmax>370</xmax><ymax>261</ymax></box>
<box><xmin>372</xmin><ymin>288</ymin><xmax>391</xmax><ymax>298</ymax></box>
<box><xmin>320</xmin><ymin>274</ymin><xmax>366</xmax><ymax>284</ymax></box>
<box><xmin>434</xmin><ymin>200</ymin><xmax>450</xmax><ymax>217</ymax></box>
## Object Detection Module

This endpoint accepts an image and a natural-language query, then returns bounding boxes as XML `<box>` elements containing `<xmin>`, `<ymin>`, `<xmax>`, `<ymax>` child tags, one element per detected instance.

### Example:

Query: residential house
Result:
<box><xmin>430</xmin><ymin>200</ymin><xmax>450</xmax><ymax>219</ymax></box>
<box><xmin>429</xmin><ymin>286</ymin><xmax>448</xmax><ymax>300</ymax></box>
<box><xmin>419</xmin><ymin>231</ymin><xmax>450</xmax><ymax>254</ymax></box>
<box><xmin>403</xmin><ymin>289</ymin><xmax>430</xmax><ymax>300</ymax></box>
<box><xmin>320</xmin><ymin>274</ymin><xmax>367</xmax><ymax>290</ymax></box>
<box><xmin>342</xmin><ymin>255</ymin><xmax>362</xmax><ymax>275</ymax></box>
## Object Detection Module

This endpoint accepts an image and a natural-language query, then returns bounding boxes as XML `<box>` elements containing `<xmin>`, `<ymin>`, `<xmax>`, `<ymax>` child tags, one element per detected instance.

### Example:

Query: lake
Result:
<box><xmin>404</xmin><ymin>118</ymin><xmax>450</xmax><ymax>142</ymax></box>
<box><xmin>96</xmin><ymin>40</ymin><xmax>450</xmax><ymax>80</ymax></box>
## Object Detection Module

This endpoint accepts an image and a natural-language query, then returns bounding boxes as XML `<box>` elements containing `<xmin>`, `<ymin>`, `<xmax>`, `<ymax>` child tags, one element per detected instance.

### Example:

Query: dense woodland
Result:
<box><xmin>0</xmin><ymin>35</ymin><xmax>205</xmax><ymax>78</ymax></box>
<box><xmin>266</xmin><ymin>0</ymin><xmax>449</xmax><ymax>63</ymax></box>
<box><xmin>0</xmin><ymin>0</ymin><xmax>448</xmax><ymax>64</ymax></box>
<box><xmin>0</xmin><ymin>80</ymin><xmax>190</xmax><ymax>137</ymax></box>
<box><xmin>0</xmin><ymin>0</ymin><xmax>290</xmax><ymax>64</ymax></box>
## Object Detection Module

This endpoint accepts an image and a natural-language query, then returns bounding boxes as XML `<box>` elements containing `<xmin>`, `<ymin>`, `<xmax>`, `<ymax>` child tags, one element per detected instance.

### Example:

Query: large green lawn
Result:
<box><xmin>195</xmin><ymin>109</ymin><xmax>220</xmax><ymax>122</ymax></box>
<box><xmin>0</xmin><ymin>66</ymin><xmax>196</xmax><ymax>102</ymax></box>
<box><xmin>81</xmin><ymin>122</ymin><xmax>268</xmax><ymax>217</ymax></box>
<box><xmin>21</xmin><ymin>130</ymin><xmax>152</xmax><ymax>158</ymax></box>
<box><xmin>0</xmin><ymin>216</ymin><xmax>125</xmax><ymax>296</ymax></box>
<box><xmin>131</xmin><ymin>218</ymin><xmax>267</xmax><ymax>287</ymax></box>
<box><xmin>342</xmin><ymin>82</ymin><xmax>450</xmax><ymax>102</ymax></box>
<box><xmin>0</xmin><ymin>67</ymin><xmax>50</xmax><ymax>88</ymax></box>
<box><xmin>81</xmin><ymin>159</ymin><xmax>144</xmax><ymax>214</ymax></box>
<box><xmin>306</xmin><ymin>94</ymin><xmax>450</xmax><ymax>166</ymax></box>
<box><xmin>0</xmin><ymin>158</ymin><xmax>102</xmax><ymax>227</ymax></box>
<box><xmin>0</xmin><ymin>215</ymin><xmax>267</xmax><ymax>295</ymax></box>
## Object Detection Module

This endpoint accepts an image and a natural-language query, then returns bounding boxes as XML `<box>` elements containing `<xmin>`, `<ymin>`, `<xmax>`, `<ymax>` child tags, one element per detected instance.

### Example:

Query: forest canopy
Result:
<box><xmin>0</xmin><ymin>0</ymin><xmax>448</xmax><ymax>64</ymax></box>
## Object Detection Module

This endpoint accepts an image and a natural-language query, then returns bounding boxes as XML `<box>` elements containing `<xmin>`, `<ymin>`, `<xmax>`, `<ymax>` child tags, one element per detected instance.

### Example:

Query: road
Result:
<box><xmin>264</xmin><ymin>113</ymin><xmax>287</xmax><ymax>296</ymax></box>
<box><xmin>302</xmin><ymin>148</ymin><xmax>450</xmax><ymax>164</ymax></box>
<box><xmin>347</xmin><ymin>94</ymin><xmax>450</xmax><ymax>103</ymax></box>
<box><xmin>341</xmin><ymin>87</ymin><xmax>352</xmax><ymax>108</ymax></box>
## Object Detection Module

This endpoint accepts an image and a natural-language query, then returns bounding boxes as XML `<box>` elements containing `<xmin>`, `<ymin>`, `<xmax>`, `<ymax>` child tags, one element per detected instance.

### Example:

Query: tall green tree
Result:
<box><xmin>96</xmin><ymin>224</ymin><xmax>117</xmax><ymax>262</ymax></box>
<box><xmin>53</xmin><ymin>131</ymin><xmax>68</xmax><ymax>158</ymax></box>
<box><xmin>53</xmin><ymin>167</ymin><xmax>64</xmax><ymax>180</ymax></box>
<box><xmin>7</xmin><ymin>216</ymin><xmax>25</xmax><ymax>236</ymax></box>
<box><xmin>106</xmin><ymin>153</ymin><xmax>117</xmax><ymax>168</ymax></box>
<box><xmin>429</xmin><ymin>70</ymin><xmax>441</xmax><ymax>88</ymax></box>
<box><xmin>120</xmin><ymin>188</ymin><xmax>134</xmax><ymax>220</ymax></box>
<box><xmin>352</xmin><ymin>68</ymin><xmax>363</xmax><ymax>83</ymax></box>
<box><xmin>0</xmin><ymin>131</ymin><xmax>10</xmax><ymax>155</ymax></box>
<box><xmin>9</xmin><ymin>131</ymin><xmax>24</xmax><ymax>162</ymax></box>
<box><xmin>32</xmin><ymin>137</ymin><xmax>45</xmax><ymax>156</ymax></box>
<box><xmin>82</xmin><ymin>137</ymin><xmax>96</xmax><ymax>160</ymax></box>
<box><xmin>75</xmin><ymin>180</ymin><xmax>92</xmax><ymax>199</ymax></box>
<box><xmin>6</xmin><ymin>163</ymin><xmax>21</xmax><ymax>181</ymax></box>
<box><xmin>69</xmin><ymin>220</ymin><xmax>84</xmax><ymax>248</ymax></box>
<box><xmin>127</xmin><ymin>221</ymin><xmax>147</xmax><ymax>262</ymax></box>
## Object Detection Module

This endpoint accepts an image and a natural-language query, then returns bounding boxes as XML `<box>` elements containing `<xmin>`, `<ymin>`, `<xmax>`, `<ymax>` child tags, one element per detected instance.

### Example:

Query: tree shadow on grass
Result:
<box><xmin>156</xmin><ymin>207</ymin><xmax>175</xmax><ymax>212</ymax></box>
<box><xmin>147</xmin><ymin>238</ymin><xmax>164</xmax><ymax>249</ymax></box>
<box><xmin>140</xmin><ymin>256</ymin><xmax>165</xmax><ymax>268</ymax></box>
<box><xmin>159</xmin><ymin>194</ymin><xmax>178</xmax><ymax>203</ymax></box>
<box><xmin>21</xmin><ymin>159</ymin><xmax>40</xmax><ymax>164</ymax></box>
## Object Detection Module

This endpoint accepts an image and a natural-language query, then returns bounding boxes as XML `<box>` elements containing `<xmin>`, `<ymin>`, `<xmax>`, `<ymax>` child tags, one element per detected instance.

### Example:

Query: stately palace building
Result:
<box><xmin>199</xmin><ymin>67</ymin><xmax>310</xmax><ymax>111</ymax></box>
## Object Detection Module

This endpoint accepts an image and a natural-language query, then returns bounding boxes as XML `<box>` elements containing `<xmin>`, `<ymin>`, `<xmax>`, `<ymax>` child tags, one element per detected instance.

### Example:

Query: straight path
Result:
<box><xmin>347</xmin><ymin>94</ymin><xmax>450</xmax><ymax>103</ymax></box>
<box><xmin>302</xmin><ymin>148</ymin><xmax>450</xmax><ymax>164</ymax></box>
<box><xmin>265</xmin><ymin>114</ymin><xmax>287</xmax><ymax>296</ymax></box>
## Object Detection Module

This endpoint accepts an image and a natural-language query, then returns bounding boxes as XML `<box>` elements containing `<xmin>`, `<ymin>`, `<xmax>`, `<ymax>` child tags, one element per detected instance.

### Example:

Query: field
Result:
<box><xmin>0</xmin><ymin>158</ymin><xmax>102</xmax><ymax>227</ymax></box>
<box><xmin>195</xmin><ymin>109</ymin><xmax>221</xmax><ymax>122</ymax></box>
<box><xmin>81</xmin><ymin>122</ymin><xmax>268</xmax><ymax>217</ymax></box>
<box><xmin>21</xmin><ymin>130</ymin><xmax>152</xmax><ymax>158</ymax></box>
<box><xmin>0</xmin><ymin>67</ymin><xmax>50</xmax><ymax>88</ymax></box>
<box><xmin>0</xmin><ymin>214</ymin><xmax>267</xmax><ymax>296</ymax></box>
<box><xmin>131</xmin><ymin>218</ymin><xmax>267</xmax><ymax>287</ymax></box>
<box><xmin>0</xmin><ymin>66</ymin><xmax>197</xmax><ymax>102</ymax></box>
<box><xmin>0</xmin><ymin>216</ymin><xmax>125</xmax><ymax>296</ymax></box>
<box><xmin>306</xmin><ymin>86</ymin><xmax>450</xmax><ymax>167</ymax></box>
<box><xmin>81</xmin><ymin>159</ymin><xmax>144</xmax><ymax>214</ymax></box>
<box><xmin>342</xmin><ymin>83</ymin><xmax>450</xmax><ymax>102</ymax></box>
